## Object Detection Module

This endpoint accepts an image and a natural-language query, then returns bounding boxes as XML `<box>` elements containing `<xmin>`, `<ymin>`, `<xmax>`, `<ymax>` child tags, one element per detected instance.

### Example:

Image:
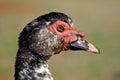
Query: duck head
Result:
<box><xmin>20</xmin><ymin>12</ymin><xmax>100</xmax><ymax>57</ymax></box>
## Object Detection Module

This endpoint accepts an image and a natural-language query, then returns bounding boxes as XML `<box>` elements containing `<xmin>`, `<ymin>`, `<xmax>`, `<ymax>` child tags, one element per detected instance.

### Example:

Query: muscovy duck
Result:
<box><xmin>15</xmin><ymin>12</ymin><xmax>100</xmax><ymax>80</ymax></box>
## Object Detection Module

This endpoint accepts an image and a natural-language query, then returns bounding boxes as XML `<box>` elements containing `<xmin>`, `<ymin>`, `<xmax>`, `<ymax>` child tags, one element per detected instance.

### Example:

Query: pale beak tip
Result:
<box><xmin>88</xmin><ymin>43</ymin><xmax>100</xmax><ymax>54</ymax></box>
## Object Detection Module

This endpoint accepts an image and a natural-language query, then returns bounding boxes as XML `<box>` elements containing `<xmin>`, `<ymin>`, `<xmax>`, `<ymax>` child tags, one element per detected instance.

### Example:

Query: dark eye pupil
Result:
<box><xmin>57</xmin><ymin>26</ymin><xmax>65</xmax><ymax>32</ymax></box>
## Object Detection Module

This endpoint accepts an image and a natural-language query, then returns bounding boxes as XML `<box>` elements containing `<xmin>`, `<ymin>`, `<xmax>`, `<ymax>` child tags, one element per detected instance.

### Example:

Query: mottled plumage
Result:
<box><xmin>15</xmin><ymin>12</ymin><xmax>100</xmax><ymax>80</ymax></box>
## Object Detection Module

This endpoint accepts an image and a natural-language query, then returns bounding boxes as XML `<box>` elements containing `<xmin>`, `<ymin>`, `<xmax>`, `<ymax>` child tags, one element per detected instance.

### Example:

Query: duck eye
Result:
<box><xmin>57</xmin><ymin>25</ymin><xmax>65</xmax><ymax>32</ymax></box>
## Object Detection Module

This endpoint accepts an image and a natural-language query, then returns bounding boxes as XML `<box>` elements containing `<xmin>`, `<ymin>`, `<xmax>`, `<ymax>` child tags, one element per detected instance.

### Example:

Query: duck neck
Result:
<box><xmin>15</xmin><ymin>49</ymin><xmax>53</xmax><ymax>80</ymax></box>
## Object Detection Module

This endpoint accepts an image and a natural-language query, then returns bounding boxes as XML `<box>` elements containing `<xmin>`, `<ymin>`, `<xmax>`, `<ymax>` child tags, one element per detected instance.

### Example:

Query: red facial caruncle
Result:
<box><xmin>48</xmin><ymin>20</ymin><xmax>85</xmax><ymax>50</ymax></box>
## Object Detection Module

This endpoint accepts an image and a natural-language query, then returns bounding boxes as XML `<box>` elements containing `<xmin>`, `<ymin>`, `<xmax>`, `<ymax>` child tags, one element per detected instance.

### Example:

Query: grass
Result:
<box><xmin>0</xmin><ymin>0</ymin><xmax>120</xmax><ymax>80</ymax></box>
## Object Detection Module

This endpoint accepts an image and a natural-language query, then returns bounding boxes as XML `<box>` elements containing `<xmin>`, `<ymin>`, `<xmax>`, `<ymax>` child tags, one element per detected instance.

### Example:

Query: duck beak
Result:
<box><xmin>67</xmin><ymin>37</ymin><xmax>100</xmax><ymax>54</ymax></box>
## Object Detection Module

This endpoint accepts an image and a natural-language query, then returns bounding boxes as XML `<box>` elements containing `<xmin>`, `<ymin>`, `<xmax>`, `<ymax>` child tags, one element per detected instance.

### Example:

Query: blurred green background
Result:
<box><xmin>0</xmin><ymin>0</ymin><xmax>120</xmax><ymax>80</ymax></box>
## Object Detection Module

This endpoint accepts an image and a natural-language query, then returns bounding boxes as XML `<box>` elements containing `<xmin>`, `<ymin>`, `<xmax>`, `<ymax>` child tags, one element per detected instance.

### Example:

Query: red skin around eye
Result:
<box><xmin>48</xmin><ymin>20</ymin><xmax>85</xmax><ymax>50</ymax></box>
